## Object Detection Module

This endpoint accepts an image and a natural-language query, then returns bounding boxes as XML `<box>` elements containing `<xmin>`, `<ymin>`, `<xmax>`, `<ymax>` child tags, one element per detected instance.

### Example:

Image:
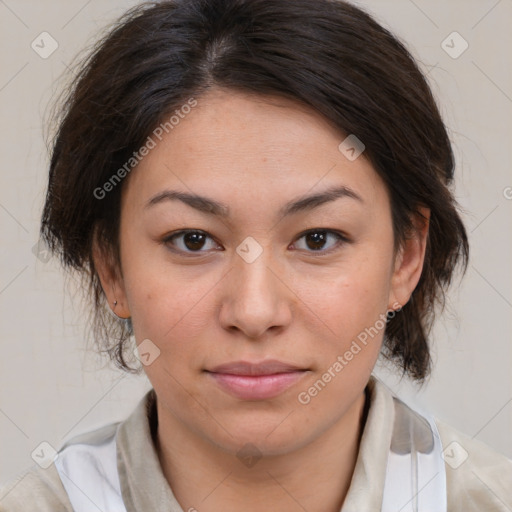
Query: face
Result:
<box><xmin>96</xmin><ymin>88</ymin><xmax>427</xmax><ymax>456</ymax></box>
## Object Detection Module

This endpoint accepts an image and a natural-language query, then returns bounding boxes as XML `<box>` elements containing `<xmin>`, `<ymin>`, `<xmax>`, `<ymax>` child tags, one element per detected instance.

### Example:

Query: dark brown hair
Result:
<box><xmin>41</xmin><ymin>0</ymin><xmax>469</xmax><ymax>381</ymax></box>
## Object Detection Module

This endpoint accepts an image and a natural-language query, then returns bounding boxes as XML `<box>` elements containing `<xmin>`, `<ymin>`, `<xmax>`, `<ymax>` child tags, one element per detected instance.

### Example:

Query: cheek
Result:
<box><xmin>306</xmin><ymin>253</ymin><xmax>393</xmax><ymax>345</ymax></box>
<box><xmin>126</xmin><ymin>272</ymin><xmax>210</xmax><ymax>342</ymax></box>
<box><xmin>293</xmin><ymin>266</ymin><xmax>390</xmax><ymax>416</ymax></box>
<box><xmin>120</xmin><ymin>244</ymin><xmax>220</xmax><ymax>366</ymax></box>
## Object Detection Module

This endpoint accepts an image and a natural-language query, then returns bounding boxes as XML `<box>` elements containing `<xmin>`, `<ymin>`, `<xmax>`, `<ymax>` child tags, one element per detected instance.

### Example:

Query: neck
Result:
<box><xmin>154</xmin><ymin>388</ymin><xmax>370</xmax><ymax>512</ymax></box>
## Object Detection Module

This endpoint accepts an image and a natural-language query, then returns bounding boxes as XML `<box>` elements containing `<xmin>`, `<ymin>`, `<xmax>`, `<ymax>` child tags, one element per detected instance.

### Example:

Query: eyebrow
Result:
<box><xmin>145</xmin><ymin>185</ymin><xmax>363</xmax><ymax>219</ymax></box>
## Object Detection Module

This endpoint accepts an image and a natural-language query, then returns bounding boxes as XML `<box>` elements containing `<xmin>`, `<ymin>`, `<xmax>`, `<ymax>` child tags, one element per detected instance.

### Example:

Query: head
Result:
<box><xmin>42</xmin><ymin>0</ymin><xmax>468</xmax><ymax>454</ymax></box>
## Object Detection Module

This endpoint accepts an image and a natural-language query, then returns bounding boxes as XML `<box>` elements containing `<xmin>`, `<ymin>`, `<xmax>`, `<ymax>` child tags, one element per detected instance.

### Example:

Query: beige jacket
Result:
<box><xmin>1</xmin><ymin>375</ymin><xmax>511</xmax><ymax>511</ymax></box>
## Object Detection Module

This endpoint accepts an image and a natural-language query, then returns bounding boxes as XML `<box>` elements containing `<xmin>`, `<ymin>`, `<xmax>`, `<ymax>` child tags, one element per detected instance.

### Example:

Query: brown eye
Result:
<box><xmin>184</xmin><ymin>232</ymin><xmax>207</xmax><ymax>250</ymax></box>
<box><xmin>293</xmin><ymin>229</ymin><xmax>348</xmax><ymax>254</ymax></box>
<box><xmin>164</xmin><ymin>230</ymin><xmax>220</xmax><ymax>254</ymax></box>
<box><xmin>305</xmin><ymin>231</ymin><xmax>328</xmax><ymax>250</ymax></box>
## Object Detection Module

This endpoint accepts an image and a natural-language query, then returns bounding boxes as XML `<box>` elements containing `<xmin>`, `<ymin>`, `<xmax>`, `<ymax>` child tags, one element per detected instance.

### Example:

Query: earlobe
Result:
<box><xmin>110</xmin><ymin>292</ymin><xmax>130</xmax><ymax>320</ymax></box>
<box><xmin>92</xmin><ymin>233</ymin><xmax>131</xmax><ymax>319</ymax></box>
<box><xmin>388</xmin><ymin>207</ymin><xmax>430</xmax><ymax>309</ymax></box>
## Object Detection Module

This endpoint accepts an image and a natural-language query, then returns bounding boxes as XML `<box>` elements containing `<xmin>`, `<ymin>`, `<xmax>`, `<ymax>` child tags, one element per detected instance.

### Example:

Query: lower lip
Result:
<box><xmin>207</xmin><ymin>371</ymin><xmax>307</xmax><ymax>400</ymax></box>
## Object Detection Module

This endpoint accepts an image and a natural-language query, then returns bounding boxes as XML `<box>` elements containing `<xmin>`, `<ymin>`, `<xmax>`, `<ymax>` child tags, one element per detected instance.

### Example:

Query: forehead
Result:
<box><xmin>122</xmin><ymin>88</ymin><xmax>387</xmax><ymax>217</ymax></box>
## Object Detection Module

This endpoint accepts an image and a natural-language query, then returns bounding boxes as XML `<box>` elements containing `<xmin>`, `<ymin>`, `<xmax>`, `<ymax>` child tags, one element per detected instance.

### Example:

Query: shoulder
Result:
<box><xmin>0</xmin><ymin>462</ymin><xmax>73</xmax><ymax>512</ymax></box>
<box><xmin>0</xmin><ymin>391</ymin><xmax>153</xmax><ymax>512</ymax></box>
<box><xmin>435</xmin><ymin>418</ymin><xmax>512</xmax><ymax>511</ymax></box>
<box><xmin>0</xmin><ymin>423</ymin><xmax>120</xmax><ymax>511</ymax></box>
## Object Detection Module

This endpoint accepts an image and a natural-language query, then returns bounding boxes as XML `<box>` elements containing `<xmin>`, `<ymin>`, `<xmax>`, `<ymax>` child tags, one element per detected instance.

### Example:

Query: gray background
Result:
<box><xmin>1</xmin><ymin>0</ymin><xmax>511</xmax><ymax>484</ymax></box>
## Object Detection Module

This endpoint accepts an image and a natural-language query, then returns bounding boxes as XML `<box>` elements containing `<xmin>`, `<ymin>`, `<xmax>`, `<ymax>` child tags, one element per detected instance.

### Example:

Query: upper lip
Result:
<box><xmin>207</xmin><ymin>360</ymin><xmax>306</xmax><ymax>376</ymax></box>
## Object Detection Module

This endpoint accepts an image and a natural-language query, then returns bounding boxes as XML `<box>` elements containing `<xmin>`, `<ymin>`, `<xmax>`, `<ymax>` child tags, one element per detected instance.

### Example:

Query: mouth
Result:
<box><xmin>204</xmin><ymin>359</ymin><xmax>310</xmax><ymax>400</ymax></box>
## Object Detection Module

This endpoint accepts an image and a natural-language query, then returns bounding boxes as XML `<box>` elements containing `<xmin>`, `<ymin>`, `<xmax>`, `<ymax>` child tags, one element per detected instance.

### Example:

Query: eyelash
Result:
<box><xmin>162</xmin><ymin>229</ymin><xmax>350</xmax><ymax>257</ymax></box>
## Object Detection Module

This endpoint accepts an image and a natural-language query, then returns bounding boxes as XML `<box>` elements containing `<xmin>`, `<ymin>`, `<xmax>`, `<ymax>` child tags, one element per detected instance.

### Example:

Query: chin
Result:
<box><xmin>203</xmin><ymin>415</ymin><xmax>311</xmax><ymax>458</ymax></box>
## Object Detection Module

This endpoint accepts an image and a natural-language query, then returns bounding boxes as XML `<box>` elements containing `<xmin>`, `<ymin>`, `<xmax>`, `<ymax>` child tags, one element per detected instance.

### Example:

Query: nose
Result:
<box><xmin>218</xmin><ymin>240</ymin><xmax>294</xmax><ymax>340</ymax></box>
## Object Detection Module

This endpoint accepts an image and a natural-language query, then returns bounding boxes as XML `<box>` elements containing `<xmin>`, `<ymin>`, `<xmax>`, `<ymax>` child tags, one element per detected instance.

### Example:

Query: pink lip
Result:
<box><xmin>206</xmin><ymin>360</ymin><xmax>309</xmax><ymax>400</ymax></box>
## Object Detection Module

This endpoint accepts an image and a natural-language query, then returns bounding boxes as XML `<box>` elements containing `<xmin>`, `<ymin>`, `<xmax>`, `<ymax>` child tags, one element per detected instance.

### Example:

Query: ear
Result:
<box><xmin>92</xmin><ymin>229</ymin><xmax>131</xmax><ymax>319</ymax></box>
<box><xmin>388</xmin><ymin>206</ymin><xmax>430</xmax><ymax>310</ymax></box>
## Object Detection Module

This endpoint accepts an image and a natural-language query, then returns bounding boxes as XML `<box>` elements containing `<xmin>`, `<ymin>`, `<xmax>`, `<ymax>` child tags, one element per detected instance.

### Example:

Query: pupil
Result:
<box><xmin>306</xmin><ymin>231</ymin><xmax>326</xmax><ymax>250</ymax></box>
<box><xmin>185</xmin><ymin>232</ymin><xmax>205</xmax><ymax>250</ymax></box>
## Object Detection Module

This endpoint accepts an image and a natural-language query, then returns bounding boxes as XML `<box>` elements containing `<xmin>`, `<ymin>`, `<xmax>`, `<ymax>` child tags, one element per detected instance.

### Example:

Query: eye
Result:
<box><xmin>162</xmin><ymin>228</ymin><xmax>349</xmax><ymax>257</ymax></box>
<box><xmin>292</xmin><ymin>229</ymin><xmax>348</xmax><ymax>255</ymax></box>
<box><xmin>163</xmin><ymin>230</ymin><xmax>221</xmax><ymax>254</ymax></box>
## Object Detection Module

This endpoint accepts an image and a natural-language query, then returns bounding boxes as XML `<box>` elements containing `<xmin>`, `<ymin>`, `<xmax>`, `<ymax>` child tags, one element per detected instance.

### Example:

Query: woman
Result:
<box><xmin>1</xmin><ymin>0</ymin><xmax>510</xmax><ymax>510</ymax></box>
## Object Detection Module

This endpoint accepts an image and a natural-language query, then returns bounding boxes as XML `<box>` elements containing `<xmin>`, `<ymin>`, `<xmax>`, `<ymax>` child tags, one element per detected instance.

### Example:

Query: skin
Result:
<box><xmin>94</xmin><ymin>88</ymin><xmax>429</xmax><ymax>512</ymax></box>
